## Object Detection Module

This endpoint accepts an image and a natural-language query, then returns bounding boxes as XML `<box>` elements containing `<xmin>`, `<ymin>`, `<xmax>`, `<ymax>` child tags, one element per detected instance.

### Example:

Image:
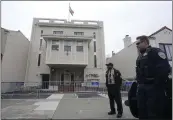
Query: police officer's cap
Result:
<box><xmin>106</xmin><ymin>63</ymin><xmax>113</xmax><ymax>66</ymax></box>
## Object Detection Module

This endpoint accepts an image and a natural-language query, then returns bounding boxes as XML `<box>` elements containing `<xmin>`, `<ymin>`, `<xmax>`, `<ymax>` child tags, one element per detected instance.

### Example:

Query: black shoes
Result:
<box><xmin>108</xmin><ymin>111</ymin><xmax>116</xmax><ymax>115</ymax></box>
<box><xmin>117</xmin><ymin>113</ymin><xmax>122</xmax><ymax>118</ymax></box>
<box><xmin>108</xmin><ymin>111</ymin><xmax>122</xmax><ymax>118</ymax></box>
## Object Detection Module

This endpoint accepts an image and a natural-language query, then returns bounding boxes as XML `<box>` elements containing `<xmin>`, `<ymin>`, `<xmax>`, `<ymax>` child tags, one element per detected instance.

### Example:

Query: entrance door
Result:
<box><xmin>42</xmin><ymin>74</ymin><xmax>50</xmax><ymax>89</ymax></box>
<box><xmin>60</xmin><ymin>72</ymin><xmax>75</xmax><ymax>92</ymax></box>
<box><xmin>64</xmin><ymin>72</ymin><xmax>71</xmax><ymax>85</ymax></box>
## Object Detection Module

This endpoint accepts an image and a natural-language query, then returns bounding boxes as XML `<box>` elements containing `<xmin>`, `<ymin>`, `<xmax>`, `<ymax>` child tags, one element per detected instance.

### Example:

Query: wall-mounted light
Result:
<box><xmin>51</xmin><ymin>68</ymin><xmax>55</xmax><ymax>72</ymax></box>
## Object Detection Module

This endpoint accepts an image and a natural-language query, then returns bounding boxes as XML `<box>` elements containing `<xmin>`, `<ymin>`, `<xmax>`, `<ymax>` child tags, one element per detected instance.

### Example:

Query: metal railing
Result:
<box><xmin>1</xmin><ymin>81</ymin><xmax>132</xmax><ymax>99</ymax></box>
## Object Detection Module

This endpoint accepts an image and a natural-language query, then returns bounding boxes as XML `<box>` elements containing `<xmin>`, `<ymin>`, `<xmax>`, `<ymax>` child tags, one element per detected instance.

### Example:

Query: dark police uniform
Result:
<box><xmin>106</xmin><ymin>68</ymin><xmax>123</xmax><ymax>114</ymax></box>
<box><xmin>136</xmin><ymin>46</ymin><xmax>171</xmax><ymax>119</ymax></box>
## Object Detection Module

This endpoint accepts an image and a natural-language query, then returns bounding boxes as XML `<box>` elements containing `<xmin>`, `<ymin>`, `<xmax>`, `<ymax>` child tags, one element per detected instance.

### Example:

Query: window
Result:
<box><xmin>94</xmin><ymin>41</ymin><xmax>96</xmax><ymax>52</ymax></box>
<box><xmin>40</xmin><ymin>39</ymin><xmax>42</xmax><ymax>46</ymax></box>
<box><xmin>1</xmin><ymin>53</ymin><xmax>3</xmax><ymax>61</ymax></box>
<box><xmin>38</xmin><ymin>54</ymin><xmax>41</xmax><ymax>66</ymax></box>
<box><xmin>52</xmin><ymin>40</ymin><xmax>59</xmax><ymax>51</ymax></box>
<box><xmin>165</xmin><ymin>45</ymin><xmax>172</xmax><ymax>60</ymax></box>
<box><xmin>93</xmin><ymin>32</ymin><xmax>96</xmax><ymax>39</ymax></box>
<box><xmin>94</xmin><ymin>55</ymin><xmax>97</xmax><ymax>68</ymax></box>
<box><xmin>41</xmin><ymin>30</ymin><xmax>43</xmax><ymax>34</ymax></box>
<box><xmin>76</xmin><ymin>40</ymin><xmax>83</xmax><ymax>52</ymax></box>
<box><xmin>64</xmin><ymin>41</ymin><xmax>71</xmax><ymax>52</ymax></box>
<box><xmin>159</xmin><ymin>43</ymin><xmax>172</xmax><ymax>61</ymax></box>
<box><xmin>39</xmin><ymin>39</ymin><xmax>42</xmax><ymax>50</ymax></box>
<box><xmin>74</xmin><ymin>32</ymin><xmax>84</xmax><ymax>36</ymax></box>
<box><xmin>76</xmin><ymin>46</ymin><xmax>83</xmax><ymax>52</ymax></box>
<box><xmin>64</xmin><ymin>45</ymin><xmax>71</xmax><ymax>52</ymax></box>
<box><xmin>52</xmin><ymin>45</ymin><xmax>59</xmax><ymax>51</ymax></box>
<box><xmin>53</xmin><ymin>31</ymin><xmax>63</xmax><ymax>35</ymax></box>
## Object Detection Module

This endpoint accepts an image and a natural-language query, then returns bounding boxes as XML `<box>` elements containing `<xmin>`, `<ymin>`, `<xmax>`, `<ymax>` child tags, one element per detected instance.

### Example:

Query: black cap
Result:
<box><xmin>106</xmin><ymin>63</ymin><xmax>113</xmax><ymax>66</ymax></box>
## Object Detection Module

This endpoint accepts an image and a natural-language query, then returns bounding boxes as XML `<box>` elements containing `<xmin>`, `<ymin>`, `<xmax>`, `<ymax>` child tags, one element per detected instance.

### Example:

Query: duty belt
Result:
<box><xmin>146</xmin><ymin>78</ymin><xmax>154</xmax><ymax>80</ymax></box>
<box><xmin>144</xmin><ymin>78</ymin><xmax>155</xmax><ymax>84</ymax></box>
<box><xmin>138</xmin><ymin>78</ymin><xmax>155</xmax><ymax>84</ymax></box>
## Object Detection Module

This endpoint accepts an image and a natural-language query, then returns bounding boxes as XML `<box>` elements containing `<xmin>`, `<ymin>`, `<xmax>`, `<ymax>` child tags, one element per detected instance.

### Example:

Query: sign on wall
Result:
<box><xmin>91</xmin><ymin>81</ymin><xmax>99</xmax><ymax>87</ymax></box>
<box><xmin>85</xmin><ymin>73</ymin><xmax>100</xmax><ymax>81</ymax></box>
<box><xmin>84</xmin><ymin>68</ymin><xmax>105</xmax><ymax>83</ymax></box>
<box><xmin>85</xmin><ymin>74</ymin><xmax>99</xmax><ymax>78</ymax></box>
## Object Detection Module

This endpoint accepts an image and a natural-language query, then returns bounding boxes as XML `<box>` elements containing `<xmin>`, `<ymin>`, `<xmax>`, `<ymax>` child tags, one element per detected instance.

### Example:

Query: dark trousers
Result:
<box><xmin>137</xmin><ymin>84</ymin><xmax>166</xmax><ymax>119</ymax></box>
<box><xmin>107</xmin><ymin>85</ymin><xmax>123</xmax><ymax>114</ymax></box>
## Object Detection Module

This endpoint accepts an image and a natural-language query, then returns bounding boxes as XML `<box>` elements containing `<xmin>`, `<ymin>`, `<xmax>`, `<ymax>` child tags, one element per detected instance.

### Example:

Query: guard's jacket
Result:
<box><xmin>106</xmin><ymin>68</ymin><xmax>122</xmax><ymax>87</ymax></box>
<box><xmin>136</xmin><ymin>46</ymin><xmax>171</xmax><ymax>85</ymax></box>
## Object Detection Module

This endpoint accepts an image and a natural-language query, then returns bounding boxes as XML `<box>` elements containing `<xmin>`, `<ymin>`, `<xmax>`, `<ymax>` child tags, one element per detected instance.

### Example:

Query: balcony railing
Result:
<box><xmin>42</xmin><ymin>34</ymin><xmax>93</xmax><ymax>41</ymax></box>
<box><xmin>35</xmin><ymin>18</ymin><xmax>102</xmax><ymax>28</ymax></box>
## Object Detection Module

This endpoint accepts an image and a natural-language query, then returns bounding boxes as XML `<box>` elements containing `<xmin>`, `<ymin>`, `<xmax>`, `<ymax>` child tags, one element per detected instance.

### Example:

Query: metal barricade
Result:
<box><xmin>1</xmin><ymin>81</ymin><xmax>130</xmax><ymax>99</ymax></box>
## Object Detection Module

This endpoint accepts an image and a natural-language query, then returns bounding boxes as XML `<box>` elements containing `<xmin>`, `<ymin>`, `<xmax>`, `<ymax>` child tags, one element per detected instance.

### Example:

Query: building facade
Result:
<box><xmin>107</xmin><ymin>26</ymin><xmax>172</xmax><ymax>80</ymax></box>
<box><xmin>1</xmin><ymin>28</ymin><xmax>29</xmax><ymax>93</ymax></box>
<box><xmin>25</xmin><ymin>18</ymin><xmax>106</xmax><ymax>89</ymax></box>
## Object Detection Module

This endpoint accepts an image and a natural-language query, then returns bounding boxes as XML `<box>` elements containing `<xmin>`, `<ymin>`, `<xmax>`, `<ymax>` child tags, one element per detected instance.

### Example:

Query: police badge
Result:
<box><xmin>158</xmin><ymin>52</ymin><xmax>166</xmax><ymax>59</ymax></box>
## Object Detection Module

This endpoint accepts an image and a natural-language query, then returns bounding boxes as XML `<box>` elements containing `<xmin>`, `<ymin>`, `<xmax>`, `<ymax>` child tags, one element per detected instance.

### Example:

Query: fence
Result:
<box><xmin>1</xmin><ymin>81</ymin><xmax>132</xmax><ymax>99</ymax></box>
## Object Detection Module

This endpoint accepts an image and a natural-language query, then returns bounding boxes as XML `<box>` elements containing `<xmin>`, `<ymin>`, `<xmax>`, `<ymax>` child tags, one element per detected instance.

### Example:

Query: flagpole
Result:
<box><xmin>68</xmin><ymin>2</ymin><xmax>70</xmax><ymax>22</ymax></box>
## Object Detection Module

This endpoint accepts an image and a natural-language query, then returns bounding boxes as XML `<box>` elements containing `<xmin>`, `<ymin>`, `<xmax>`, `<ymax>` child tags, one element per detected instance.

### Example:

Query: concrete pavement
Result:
<box><xmin>1</xmin><ymin>92</ymin><xmax>135</xmax><ymax>119</ymax></box>
<box><xmin>52</xmin><ymin>94</ymin><xmax>134</xmax><ymax>119</ymax></box>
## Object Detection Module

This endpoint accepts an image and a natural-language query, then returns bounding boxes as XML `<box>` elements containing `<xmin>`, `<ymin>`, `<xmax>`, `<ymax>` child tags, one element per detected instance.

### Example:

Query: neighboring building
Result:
<box><xmin>1</xmin><ymin>28</ymin><xmax>29</xmax><ymax>93</ymax></box>
<box><xmin>107</xmin><ymin>26</ymin><xmax>172</xmax><ymax>80</ymax></box>
<box><xmin>25</xmin><ymin>18</ymin><xmax>106</xmax><ymax>90</ymax></box>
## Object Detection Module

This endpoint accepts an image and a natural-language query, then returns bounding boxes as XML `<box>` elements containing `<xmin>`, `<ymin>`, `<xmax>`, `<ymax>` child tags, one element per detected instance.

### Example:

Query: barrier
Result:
<box><xmin>1</xmin><ymin>81</ymin><xmax>130</xmax><ymax>99</ymax></box>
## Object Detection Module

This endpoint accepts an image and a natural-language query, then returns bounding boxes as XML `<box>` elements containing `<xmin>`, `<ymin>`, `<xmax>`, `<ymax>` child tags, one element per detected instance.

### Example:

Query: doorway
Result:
<box><xmin>64</xmin><ymin>72</ymin><xmax>71</xmax><ymax>85</ymax></box>
<box><xmin>60</xmin><ymin>72</ymin><xmax>75</xmax><ymax>92</ymax></box>
<box><xmin>42</xmin><ymin>74</ymin><xmax>50</xmax><ymax>89</ymax></box>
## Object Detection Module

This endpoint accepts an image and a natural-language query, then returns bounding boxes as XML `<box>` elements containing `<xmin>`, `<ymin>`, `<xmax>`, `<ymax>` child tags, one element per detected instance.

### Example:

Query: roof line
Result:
<box><xmin>1</xmin><ymin>27</ymin><xmax>18</xmax><ymax>32</ymax></box>
<box><xmin>149</xmin><ymin>26</ymin><xmax>172</xmax><ymax>37</ymax></box>
<box><xmin>18</xmin><ymin>30</ymin><xmax>29</xmax><ymax>41</ymax></box>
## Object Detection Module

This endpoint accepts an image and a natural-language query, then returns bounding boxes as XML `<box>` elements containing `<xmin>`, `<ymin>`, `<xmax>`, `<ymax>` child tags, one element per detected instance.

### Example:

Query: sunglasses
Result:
<box><xmin>136</xmin><ymin>41</ymin><xmax>144</xmax><ymax>45</ymax></box>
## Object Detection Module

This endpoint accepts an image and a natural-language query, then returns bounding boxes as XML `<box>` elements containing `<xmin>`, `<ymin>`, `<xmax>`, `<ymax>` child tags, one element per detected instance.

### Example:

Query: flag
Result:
<box><xmin>69</xmin><ymin>4</ymin><xmax>74</xmax><ymax>16</ymax></box>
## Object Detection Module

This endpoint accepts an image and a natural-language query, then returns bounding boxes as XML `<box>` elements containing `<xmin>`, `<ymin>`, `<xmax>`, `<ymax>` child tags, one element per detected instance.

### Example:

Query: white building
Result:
<box><xmin>1</xmin><ymin>28</ymin><xmax>29</xmax><ymax>93</ymax></box>
<box><xmin>25</xmin><ymin>18</ymin><xmax>106</xmax><ymax>90</ymax></box>
<box><xmin>107</xmin><ymin>26</ymin><xmax>172</xmax><ymax>80</ymax></box>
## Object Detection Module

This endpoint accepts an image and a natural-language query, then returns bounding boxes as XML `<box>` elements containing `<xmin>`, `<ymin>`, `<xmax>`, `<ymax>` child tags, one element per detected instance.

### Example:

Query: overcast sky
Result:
<box><xmin>2</xmin><ymin>1</ymin><xmax>172</xmax><ymax>56</ymax></box>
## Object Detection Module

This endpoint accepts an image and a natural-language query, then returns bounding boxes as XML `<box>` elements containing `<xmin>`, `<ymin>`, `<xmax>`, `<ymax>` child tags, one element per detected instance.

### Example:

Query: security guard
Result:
<box><xmin>135</xmin><ymin>35</ymin><xmax>171</xmax><ymax>119</ymax></box>
<box><xmin>105</xmin><ymin>63</ymin><xmax>123</xmax><ymax>118</ymax></box>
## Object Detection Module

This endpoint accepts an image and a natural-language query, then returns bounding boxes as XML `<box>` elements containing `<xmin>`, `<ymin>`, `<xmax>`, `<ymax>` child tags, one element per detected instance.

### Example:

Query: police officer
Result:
<box><xmin>105</xmin><ymin>63</ymin><xmax>123</xmax><ymax>118</ymax></box>
<box><xmin>135</xmin><ymin>35</ymin><xmax>171</xmax><ymax>119</ymax></box>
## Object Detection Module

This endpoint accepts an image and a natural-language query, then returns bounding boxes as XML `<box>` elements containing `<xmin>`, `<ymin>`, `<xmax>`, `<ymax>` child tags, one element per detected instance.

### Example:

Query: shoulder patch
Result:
<box><xmin>158</xmin><ymin>52</ymin><xmax>166</xmax><ymax>59</ymax></box>
<box><xmin>143</xmin><ymin>52</ymin><xmax>148</xmax><ymax>56</ymax></box>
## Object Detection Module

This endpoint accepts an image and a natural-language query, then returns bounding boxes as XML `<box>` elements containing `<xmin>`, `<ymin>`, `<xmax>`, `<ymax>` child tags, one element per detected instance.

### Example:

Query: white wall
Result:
<box><xmin>109</xmin><ymin>42</ymin><xmax>138</xmax><ymax>79</ymax></box>
<box><xmin>25</xmin><ymin>19</ymin><xmax>50</xmax><ymax>85</ymax></box>
<box><xmin>151</xmin><ymin>28</ymin><xmax>172</xmax><ymax>48</ymax></box>
<box><xmin>1</xmin><ymin>30</ymin><xmax>29</xmax><ymax>93</ymax></box>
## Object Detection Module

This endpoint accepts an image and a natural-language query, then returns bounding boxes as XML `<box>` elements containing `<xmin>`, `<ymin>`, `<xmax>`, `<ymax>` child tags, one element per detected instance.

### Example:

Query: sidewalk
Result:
<box><xmin>52</xmin><ymin>94</ymin><xmax>134</xmax><ymax>119</ymax></box>
<box><xmin>1</xmin><ymin>93</ymin><xmax>134</xmax><ymax>119</ymax></box>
